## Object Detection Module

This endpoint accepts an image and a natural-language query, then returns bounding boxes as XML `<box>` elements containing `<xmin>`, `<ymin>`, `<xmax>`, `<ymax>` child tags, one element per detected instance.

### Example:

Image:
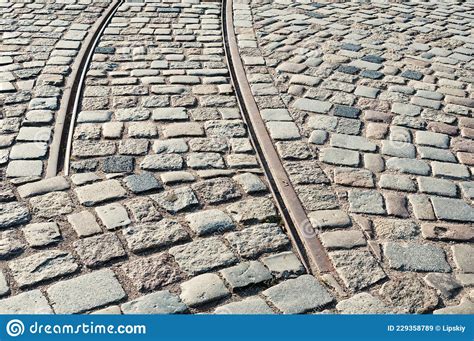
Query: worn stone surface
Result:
<box><xmin>47</xmin><ymin>269</ymin><xmax>126</xmax><ymax>314</ymax></box>
<box><xmin>180</xmin><ymin>273</ymin><xmax>230</xmax><ymax>307</ymax></box>
<box><xmin>262</xmin><ymin>275</ymin><xmax>334</xmax><ymax>314</ymax></box>
<box><xmin>122</xmin><ymin>291</ymin><xmax>187</xmax><ymax>314</ymax></box>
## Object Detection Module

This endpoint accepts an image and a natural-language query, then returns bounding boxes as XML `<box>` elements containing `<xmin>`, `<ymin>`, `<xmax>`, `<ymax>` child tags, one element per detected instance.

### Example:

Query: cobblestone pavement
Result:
<box><xmin>0</xmin><ymin>0</ymin><xmax>473</xmax><ymax>315</ymax></box>
<box><xmin>233</xmin><ymin>0</ymin><xmax>474</xmax><ymax>313</ymax></box>
<box><xmin>0</xmin><ymin>0</ymin><xmax>319</xmax><ymax>315</ymax></box>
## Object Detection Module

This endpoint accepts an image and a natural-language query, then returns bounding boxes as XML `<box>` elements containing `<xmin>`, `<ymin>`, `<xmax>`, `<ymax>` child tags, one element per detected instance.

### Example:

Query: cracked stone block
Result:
<box><xmin>185</xmin><ymin>209</ymin><xmax>235</xmax><ymax>236</ymax></box>
<box><xmin>452</xmin><ymin>244</ymin><xmax>474</xmax><ymax>273</ymax></box>
<box><xmin>329</xmin><ymin>250</ymin><xmax>386</xmax><ymax>290</ymax></box>
<box><xmin>384</xmin><ymin>242</ymin><xmax>451</xmax><ymax>272</ymax></box>
<box><xmin>421</xmin><ymin>223</ymin><xmax>474</xmax><ymax>242</ymax></box>
<box><xmin>67</xmin><ymin>211</ymin><xmax>102</xmax><ymax>237</ymax></box>
<box><xmin>191</xmin><ymin>178</ymin><xmax>241</xmax><ymax>204</ymax></box>
<box><xmin>0</xmin><ymin>290</ymin><xmax>52</xmax><ymax>314</ymax></box>
<box><xmin>373</xmin><ymin>219</ymin><xmax>419</xmax><ymax>240</ymax></box>
<box><xmin>17</xmin><ymin>176</ymin><xmax>69</xmax><ymax>198</ymax></box>
<box><xmin>121</xmin><ymin>253</ymin><xmax>184</xmax><ymax>292</ymax></box>
<box><xmin>261</xmin><ymin>251</ymin><xmax>305</xmax><ymax>279</ymax></box>
<box><xmin>348</xmin><ymin>190</ymin><xmax>386</xmax><ymax>214</ymax></box>
<box><xmin>75</xmin><ymin>180</ymin><xmax>127</xmax><ymax>206</ymax></box>
<box><xmin>380</xmin><ymin>274</ymin><xmax>438</xmax><ymax>313</ymax></box>
<box><xmin>151</xmin><ymin>187</ymin><xmax>198</xmax><ymax>213</ymax></box>
<box><xmin>95</xmin><ymin>203</ymin><xmax>131</xmax><ymax>230</ymax></box>
<box><xmin>225</xmin><ymin>223</ymin><xmax>289</xmax><ymax>258</ymax></box>
<box><xmin>180</xmin><ymin>273</ymin><xmax>230</xmax><ymax>307</ymax></box>
<box><xmin>9</xmin><ymin>250</ymin><xmax>78</xmax><ymax>288</ymax></box>
<box><xmin>263</xmin><ymin>275</ymin><xmax>334</xmax><ymax>314</ymax></box>
<box><xmin>424</xmin><ymin>273</ymin><xmax>461</xmax><ymax>298</ymax></box>
<box><xmin>123</xmin><ymin>218</ymin><xmax>189</xmax><ymax>253</ymax></box>
<box><xmin>30</xmin><ymin>192</ymin><xmax>74</xmax><ymax>218</ymax></box>
<box><xmin>220</xmin><ymin>261</ymin><xmax>272</xmax><ymax>290</ymax></box>
<box><xmin>336</xmin><ymin>293</ymin><xmax>394</xmax><ymax>314</ymax></box>
<box><xmin>170</xmin><ymin>237</ymin><xmax>237</xmax><ymax>275</ymax></box>
<box><xmin>430</xmin><ymin>197</ymin><xmax>474</xmax><ymax>222</ymax></box>
<box><xmin>309</xmin><ymin>210</ymin><xmax>352</xmax><ymax>229</ymax></box>
<box><xmin>121</xmin><ymin>291</ymin><xmax>187</xmax><ymax>314</ymax></box>
<box><xmin>22</xmin><ymin>222</ymin><xmax>61</xmax><ymax>247</ymax></box>
<box><xmin>47</xmin><ymin>269</ymin><xmax>126</xmax><ymax>314</ymax></box>
<box><xmin>0</xmin><ymin>202</ymin><xmax>30</xmax><ymax>228</ymax></box>
<box><xmin>226</xmin><ymin>197</ymin><xmax>277</xmax><ymax>224</ymax></box>
<box><xmin>320</xmin><ymin>230</ymin><xmax>367</xmax><ymax>249</ymax></box>
<box><xmin>73</xmin><ymin>233</ymin><xmax>126</xmax><ymax>268</ymax></box>
<box><xmin>214</xmin><ymin>297</ymin><xmax>274</xmax><ymax>314</ymax></box>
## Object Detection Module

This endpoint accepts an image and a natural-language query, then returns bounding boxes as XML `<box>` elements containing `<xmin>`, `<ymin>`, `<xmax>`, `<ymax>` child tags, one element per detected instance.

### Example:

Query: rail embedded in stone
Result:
<box><xmin>46</xmin><ymin>0</ymin><xmax>124</xmax><ymax>178</ymax></box>
<box><xmin>222</xmin><ymin>0</ymin><xmax>334</xmax><ymax>275</ymax></box>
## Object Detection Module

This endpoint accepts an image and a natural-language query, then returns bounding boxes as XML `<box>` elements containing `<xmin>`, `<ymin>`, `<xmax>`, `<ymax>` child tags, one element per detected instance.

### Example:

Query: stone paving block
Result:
<box><xmin>432</xmin><ymin>161</ymin><xmax>470</xmax><ymax>180</ymax></box>
<box><xmin>262</xmin><ymin>275</ymin><xmax>334</xmax><ymax>314</ymax></box>
<box><xmin>74</xmin><ymin>233</ymin><xmax>126</xmax><ymax>268</ymax></box>
<box><xmin>67</xmin><ymin>211</ymin><xmax>102</xmax><ymax>237</ymax></box>
<box><xmin>124</xmin><ymin>172</ymin><xmax>162</xmax><ymax>193</ymax></box>
<box><xmin>309</xmin><ymin>210</ymin><xmax>352</xmax><ymax>229</ymax></box>
<box><xmin>121</xmin><ymin>253</ymin><xmax>183</xmax><ymax>292</ymax></box>
<box><xmin>9</xmin><ymin>250</ymin><xmax>78</xmax><ymax>288</ymax></box>
<box><xmin>261</xmin><ymin>251</ymin><xmax>305</xmax><ymax>279</ymax></box>
<box><xmin>384</xmin><ymin>242</ymin><xmax>451</xmax><ymax>272</ymax></box>
<box><xmin>329</xmin><ymin>250</ymin><xmax>386</xmax><ymax>290</ymax></box>
<box><xmin>320</xmin><ymin>230</ymin><xmax>367</xmax><ymax>250</ymax></box>
<box><xmin>6</xmin><ymin>160</ymin><xmax>43</xmax><ymax>177</ymax></box>
<box><xmin>319</xmin><ymin>148</ymin><xmax>360</xmax><ymax>167</ymax></box>
<box><xmin>30</xmin><ymin>192</ymin><xmax>74</xmax><ymax>218</ymax></box>
<box><xmin>185</xmin><ymin>209</ymin><xmax>235</xmax><ymax>236</ymax></box>
<box><xmin>266</xmin><ymin>121</ymin><xmax>300</xmax><ymax>140</ymax></box>
<box><xmin>22</xmin><ymin>222</ymin><xmax>61</xmax><ymax>247</ymax></box>
<box><xmin>330</xmin><ymin>134</ymin><xmax>376</xmax><ymax>152</ymax></box>
<box><xmin>421</xmin><ymin>223</ymin><xmax>474</xmax><ymax>242</ymax></box>
<box><xmin>17</xmin><ymin>176</ymin><xmax>69</xmax><ymax>198</ymax></box>
<box><xmin>293</xmin><ymin>98</ymin><xmax>332</xmax><ymax>113</ymax></box>
<box><xmin>373</xmin><ymin>219</ymin><xmax>419</xmax><ymax>240</ymax></box>
<box><xmin>225</xmin><ymin>223</ymin><xmax>289</xmax><ymax>258</ymax></box>
<box><xmin>336</xmin><ymin>293</ymin><xmax>393</xmax><ymax>314</ymax></box>
<box><xmin>152</xmin><ymin>107</ymin><xmax>188</xmax><ymax>121</ymax></box>
<box><xmin>452</xmin><ymin>244</ymin><xmax>474</xmax><ymax>273</ymax></box>
<box><xmin>152</xmin><ymin>186</ymin><xmax>199</xmax><ymax>213</ymax></box>
<box><xmin>220</xmin><ymin>261</ymin><xmax>272</xmax><ymax>290</ymax></box>
<box><xmin>122</xmin><ymin>291</ymin><xmax>187</xmax><ymax>314</ymax></box>
<box><xmin>75</xmin><ymin>180</ymin><xmax>127</xmax><ymax>206</ymax></box>
<box><xmin>0</xmin><ymin>202</ymin><xmax>30</xmax><ymax>229</ymax></box>
<box><xmin>431</xmin><ymin>197</ymin><xmax>474</xmax><ymax>222</ymax></box>
<box><xmin>180</xmin><ymin>273</ymin><xmax>230</xmax><ymax>307</ymax></box>
<box><xmin>95</xmin><ymin>203</ymin><xmax>131</xmax><ymax>230</ymax></box>
<box><xmin>386</xmin><ymin>157</ymin><xmax>430</xmax><ymax>175</ymax></box>
<box><xmin>0</xmin><ymin>290</ymin><xmax>52</xmax><ymax>314</ymax></box>
<box><xmin>123</xmin><ymin>218</ymin><xmax>189</xmax><ymax>253</ymax></box>
<box><xmin>417</xmin><ymin>177</ymin><xmax>457</xmax><ymax>197</ymax></box>
<box><xmin>170</xmin><ymin>237</ymin><xmax>237</xmax><ymax>275</ymax></box>
<box><xmin>47</xmin><ymin>269</ymin><xmax>126</xmax><ymax>314</ymax></box>
<box><xmin>380</xmin><ymin>274</ymin><xmax>438</xmax><ymax>313</ymax></box>
<box><xmin>424</xmin><ymin>273</ymin><xmax>461</xmax><ymax>298</ymax></box>
<box><xmin>214</xmin><ymin>297</ymin><xmax>274</xmax><ymax>314</ymax></box>
<box><xmin>348</xmin><ymin>190</ymin><xmax>386</xmax><ymax>214</ymax></box>
<box><xmin>381</xmin><ymin>140</ymin><xmax>416</xmax><ymax>158</ymax></box>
